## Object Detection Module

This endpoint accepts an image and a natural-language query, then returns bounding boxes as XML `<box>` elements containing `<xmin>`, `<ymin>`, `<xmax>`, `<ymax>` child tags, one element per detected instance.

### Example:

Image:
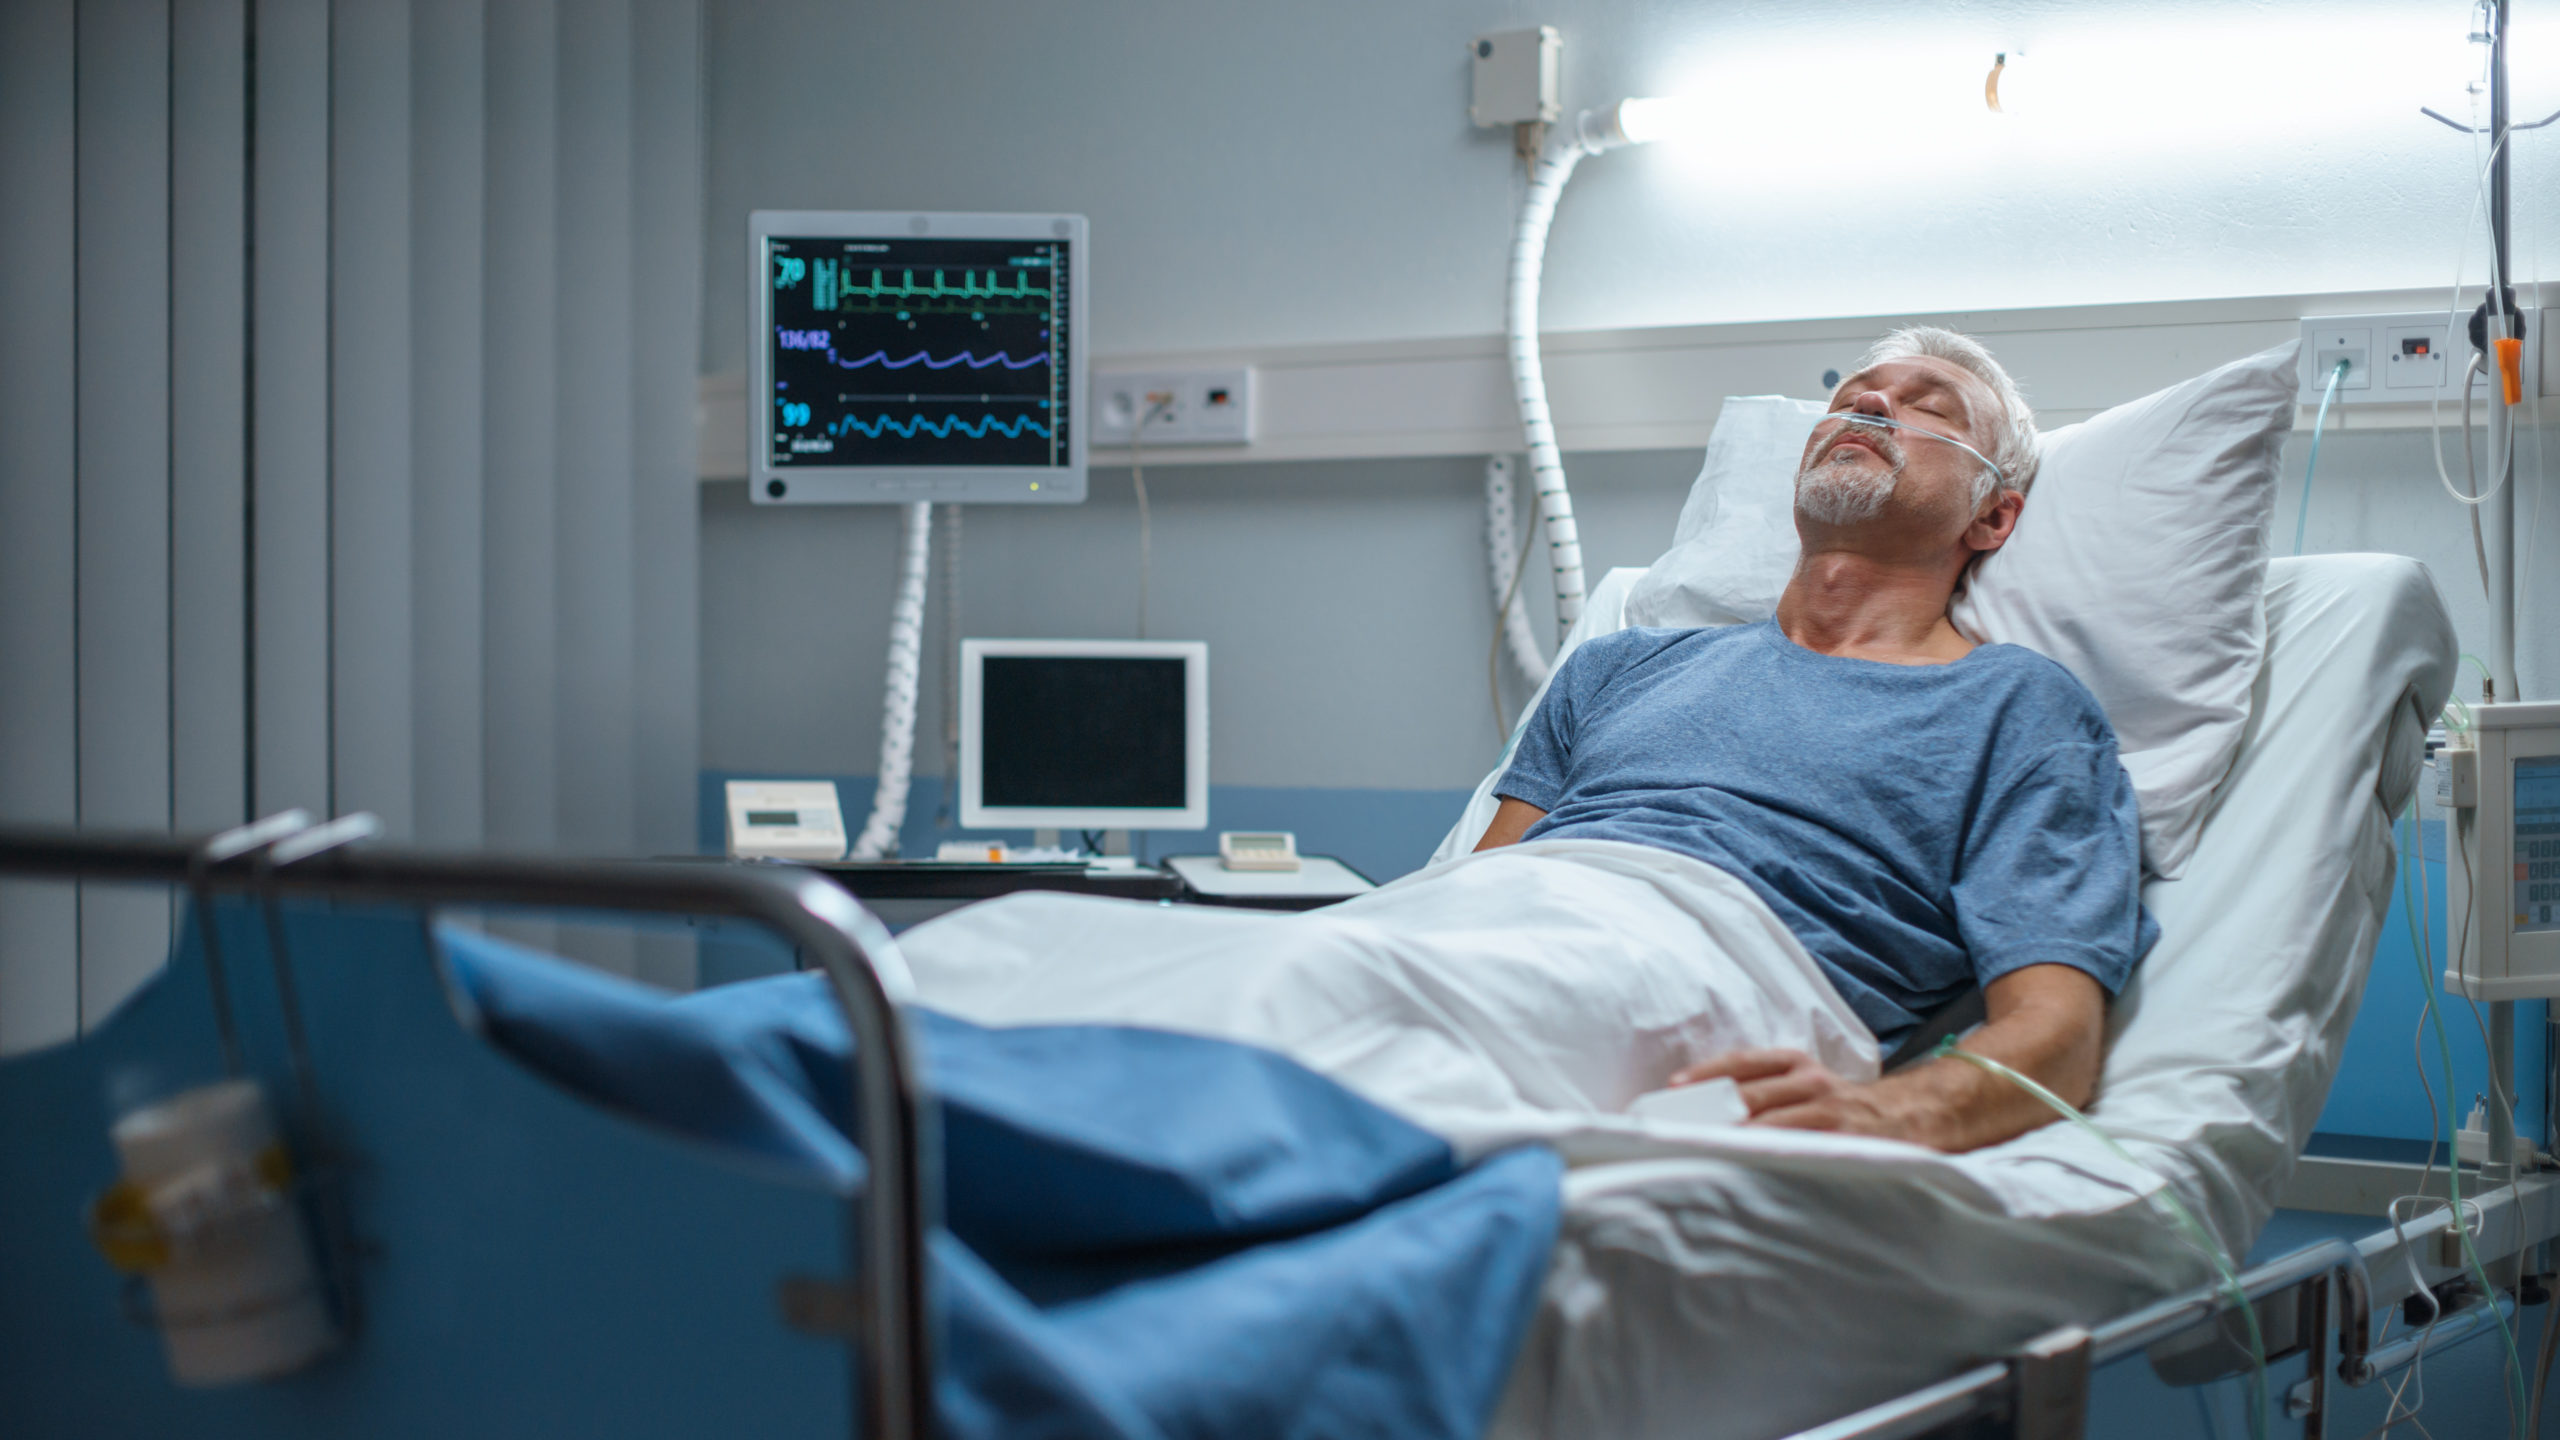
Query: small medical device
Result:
<box><xmin>2442</xmin><ymin>703</ymin><xmax>2560</xmax><ymax>999</ymax></box>
<box><xmin>958</xmin><ymin>639</ymin><xmax>1209</xmax><ymax>832</ymax></box>
<box><xmin>723</xmin><ymin>780</ymin><xmax>850</xmax><ymax>862</ymax></box>
<box><xmin>1218</xmin><ymin>831</ymin><xmax>1300</xmax><ymax>872</ymax></box>
<box><xmin>749</xmin><ymin>210</ymin><xmax>1088</xmax><ymax>505</ymax></box>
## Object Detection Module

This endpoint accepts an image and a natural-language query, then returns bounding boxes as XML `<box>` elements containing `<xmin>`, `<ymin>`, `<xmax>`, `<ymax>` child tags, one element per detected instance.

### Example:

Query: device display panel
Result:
<box><xmin>979</xmin><ymin>657</ymin><xmax>1188</xmax><ymax>810</ymax></box>
<box><xmin>2520</xmin><ymin>755</ymin><xmax>2560</xmax><ymax>933</ymax></box>
<box><xmin>749</xmin><ymin>211</ymin><xmax>1086</xmax><ymax>504</ymax></box>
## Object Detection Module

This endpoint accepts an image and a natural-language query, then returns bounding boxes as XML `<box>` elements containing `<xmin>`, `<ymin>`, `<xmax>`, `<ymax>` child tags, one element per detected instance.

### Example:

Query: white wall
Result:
<box><xmin>697</xmin><ymin>0</ymin><xmax>2560</xmax><ymax>795</ymax></box>
<box><xmin>702</xmin><ymin>0</ymin><xmax>2560</xmax><ymax>368</ymax></box>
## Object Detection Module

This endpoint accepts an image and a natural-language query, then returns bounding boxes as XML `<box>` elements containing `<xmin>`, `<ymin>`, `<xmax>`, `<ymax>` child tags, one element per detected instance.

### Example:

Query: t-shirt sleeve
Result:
<box><xmin>1493</xmin><ymin>634</ymin><xmax>1624</xmax><ymax>812</ymax></box>
<box><xmin>1952</xmin><ymin>739</ymin><xmax>2158</xmax><ymax>994</ymax></box>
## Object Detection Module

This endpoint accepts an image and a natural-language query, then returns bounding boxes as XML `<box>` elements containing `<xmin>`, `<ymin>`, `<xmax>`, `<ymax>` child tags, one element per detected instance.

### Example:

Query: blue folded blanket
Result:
<box><xmin>440</xmin><ymin>925</ymin><xmax>1560</xmax><ymax>1440</ymax></box>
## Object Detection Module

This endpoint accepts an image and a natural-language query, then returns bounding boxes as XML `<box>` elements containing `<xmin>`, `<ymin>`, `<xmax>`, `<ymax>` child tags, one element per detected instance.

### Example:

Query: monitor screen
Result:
<box><xmin>750</xmin><ymin>211</ymin><xmax>1086</xmax><ymax>504</ymax></box>
<box><xmin>959</xmin><ymin>640</ymin><xmax>1208</xmax><ymax>830</ymax></box>
<box><xmin>980</xmin><ymin>657</ymin><xmax>1187</xmax><ymax>810</ymax></box>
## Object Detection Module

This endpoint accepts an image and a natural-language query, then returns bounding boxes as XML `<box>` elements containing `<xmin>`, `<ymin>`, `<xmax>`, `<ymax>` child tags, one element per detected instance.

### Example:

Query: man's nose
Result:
<box><xmin>1848</xmin><ymin>391</ymin><xmax>1893</xmax><ymax>418</ymax></box>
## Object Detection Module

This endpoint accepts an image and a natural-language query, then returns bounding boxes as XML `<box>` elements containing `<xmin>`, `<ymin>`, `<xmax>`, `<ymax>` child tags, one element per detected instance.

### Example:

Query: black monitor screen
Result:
<box><xmin>980</xmin><ymin>656</ymin><xmax>1187</xmax><ymax>809</ymax></box>
<box><xmin>767</xmin><ymin>234</ymin><xmax>1071</xmax><ymax>469</ymax></box>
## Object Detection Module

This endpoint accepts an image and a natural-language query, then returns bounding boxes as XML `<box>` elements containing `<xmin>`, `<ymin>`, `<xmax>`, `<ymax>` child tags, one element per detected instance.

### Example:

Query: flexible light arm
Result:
<box><xmin>1504</xmin><ymin>104</ymin><xmax>1647</xmax><ymax>640</ymax></box>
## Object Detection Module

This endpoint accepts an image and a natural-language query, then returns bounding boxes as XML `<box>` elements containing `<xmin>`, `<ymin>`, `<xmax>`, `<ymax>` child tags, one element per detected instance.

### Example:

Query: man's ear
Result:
<box><xmin>1966</xmin><ymin>488</ymin><xmax>2024</xmax><ymax>554</ymax></box>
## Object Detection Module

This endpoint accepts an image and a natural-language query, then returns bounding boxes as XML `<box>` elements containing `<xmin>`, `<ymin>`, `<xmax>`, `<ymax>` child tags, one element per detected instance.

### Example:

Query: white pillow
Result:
<box><xmin>1619</xmin><ymin>343</ymin><xmax>2300</xmax><ymax>878</ymax></box>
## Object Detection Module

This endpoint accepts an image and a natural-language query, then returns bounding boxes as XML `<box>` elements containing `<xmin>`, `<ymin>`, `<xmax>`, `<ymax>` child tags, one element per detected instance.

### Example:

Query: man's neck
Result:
<box><xmin>1773</xmin><ymin>551</ymin><xmax>1973</xmax><ymax>665</ymax></box>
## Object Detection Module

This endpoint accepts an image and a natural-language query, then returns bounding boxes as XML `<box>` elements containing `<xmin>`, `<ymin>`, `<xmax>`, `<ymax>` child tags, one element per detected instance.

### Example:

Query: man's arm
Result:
<box><xmin>1668</xmin><ymin>963</ymin><xmax>2106</xmax><ymax>1153</ymax></box>
<box><xmin>1474</xmin><ymin>797</ymin><xmax>1549</xmax><ymax>851</ymax></box>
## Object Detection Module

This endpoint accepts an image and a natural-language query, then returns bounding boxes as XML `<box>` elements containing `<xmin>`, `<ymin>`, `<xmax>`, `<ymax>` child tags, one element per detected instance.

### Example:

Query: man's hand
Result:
<box><xmin>1665</xmin><ymin>963</ymin><xmax>2107</xmax><ymax>1153</ymax></box>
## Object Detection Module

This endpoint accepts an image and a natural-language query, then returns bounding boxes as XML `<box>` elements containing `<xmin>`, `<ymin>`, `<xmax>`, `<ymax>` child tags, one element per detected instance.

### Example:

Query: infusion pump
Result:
<box><xmin>2444</xmin><ymin>702</ymin><xmax>2560</xmax><ymax>999</ymax></box>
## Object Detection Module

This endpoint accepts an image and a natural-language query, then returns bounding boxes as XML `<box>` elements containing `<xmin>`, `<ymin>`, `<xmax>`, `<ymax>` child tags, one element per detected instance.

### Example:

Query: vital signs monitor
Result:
<box><xmin>958</xmin><ymin>639</ymin><xmax>1209</xmax><ymax>832</ymax></box>
<box><xmin>750</xmin><ymin>210</ymin><xmax>1088</xmax><ymax>504</ymax></box>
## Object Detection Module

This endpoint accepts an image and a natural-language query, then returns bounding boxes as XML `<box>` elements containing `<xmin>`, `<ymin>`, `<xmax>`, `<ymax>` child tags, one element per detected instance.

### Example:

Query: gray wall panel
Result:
<box><xmin>553</xmin><ymin>0</ymin><xmax>636</xmax><ymax>860</ymax></box>
<box><xmin>252</xmin><ymin>0</ymin><xmax>334</xmax><ymax>818</ymax></box>
<box><xmin>630</xmin><ymin>0</ymin><xmax>702</xmax><ymax>988</ymax></box>
<box><xmin>550</xmin><ymin>0</ymin><xmax>637</xmax><ymax>977</ymax></box>
<box><xmin>329</xmin><ymin>0</ymin><xmax>416</xmax><ymax>837</ymax></box>
<box><xmin>74</xmin><ymin>0</ymin><xmax>174</xmax><ymax>1025</ymax></box>
<box><xmin>408</xmin><ymin>0</ymin><xmax>488</xmax><ymax>849</ymax></box>
<box><xmin>0</xmin><ymin>1</ymin><xmax>83</xmax><ymax>1053</ymax></box>
<box><xmin>480</xmin><ymin>0</ymin><xmax>559</xmax><ymax>854</ymax></box>
<box><xmin>170</xmin><ymin>0</ymin><xmax>250</xmax><ymax>836</ymax></box>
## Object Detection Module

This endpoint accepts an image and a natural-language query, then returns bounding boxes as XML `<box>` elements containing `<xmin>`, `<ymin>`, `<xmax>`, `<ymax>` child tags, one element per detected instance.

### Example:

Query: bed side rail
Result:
<box><xmin>0</xmin><ymin>821</ymin><xmax>929</xmax><ymax>1440</ymax></box>
<box><xmin>1780</xmin><ymin>1239</ymin><xmax>2373</xmax><ymax>1440</ymax></box>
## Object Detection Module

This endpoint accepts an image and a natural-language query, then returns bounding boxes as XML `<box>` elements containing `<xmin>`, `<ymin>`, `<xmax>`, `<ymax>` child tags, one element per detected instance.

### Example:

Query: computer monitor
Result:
<box><xmin>749</xmin><ymin>210</ymin><xmax>1088</xmax><ymax>505</ymax></box>
<box><xmin>958</xmin><ymin>639</ymin><xmax>1209</xmax><ymax>832</ymax></box>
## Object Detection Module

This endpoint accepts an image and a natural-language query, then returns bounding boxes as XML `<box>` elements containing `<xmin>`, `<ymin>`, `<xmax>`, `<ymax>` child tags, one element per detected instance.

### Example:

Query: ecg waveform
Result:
<box><xmin>827</xmin><ymin>412</ymin><xmax>1054</xmax><ymax>440</ymax></box>
<box><xmin>768</xmin><ymin>234</ymin><xmax>1070</xmax><ymax>468</ymax></box>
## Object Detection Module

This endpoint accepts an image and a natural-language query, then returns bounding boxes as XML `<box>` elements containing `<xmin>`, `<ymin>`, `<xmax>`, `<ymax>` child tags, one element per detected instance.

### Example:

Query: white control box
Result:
<box><xmin>1469</xmin><ymin>26</ymin><xmax>1561</xmax><ymax>127</ymax></box>
<box><xmin>724</xmin><ymin>780</ymin><xmax>849</xmax><ymax>862</ymax></box>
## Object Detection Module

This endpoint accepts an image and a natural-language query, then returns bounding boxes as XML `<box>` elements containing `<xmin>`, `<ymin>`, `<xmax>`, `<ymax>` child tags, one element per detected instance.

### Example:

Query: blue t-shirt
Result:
<box><xmin>1497</xmin><ymin>621</ymin><xmax>2157</xmax><ymax>1039</ymax></box>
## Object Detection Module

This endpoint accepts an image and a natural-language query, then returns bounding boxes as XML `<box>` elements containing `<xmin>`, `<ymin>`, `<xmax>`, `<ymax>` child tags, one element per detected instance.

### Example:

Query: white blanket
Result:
<box><xmin>901</xmin><ymin>838</ymin><xmax>1879</xmax><ymax>1162</ymax></box>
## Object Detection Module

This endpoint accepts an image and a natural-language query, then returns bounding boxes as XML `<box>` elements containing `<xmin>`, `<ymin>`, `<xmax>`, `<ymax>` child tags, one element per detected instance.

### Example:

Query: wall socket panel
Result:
<box><xmin>2298</xmin><ymin>310</ymin><xmax>2544</xmax><ymax>405</ymax></box>
<box><xmin>1091</xmin><ymin>367</ymin><xmax>1255</xmax><ymax>447</ymax></box>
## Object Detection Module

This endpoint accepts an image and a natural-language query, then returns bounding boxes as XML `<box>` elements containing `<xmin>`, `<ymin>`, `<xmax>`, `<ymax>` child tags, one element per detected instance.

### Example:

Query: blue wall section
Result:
<box><xmin>697</xmin><ymin>771</ymin><xmax>1476</xmax><ymax>886</ymax></box>
<box><xmin>2315</xmin><ymin>817</ymin><xmax>2549</xmax><ymax>1151</ymax></box>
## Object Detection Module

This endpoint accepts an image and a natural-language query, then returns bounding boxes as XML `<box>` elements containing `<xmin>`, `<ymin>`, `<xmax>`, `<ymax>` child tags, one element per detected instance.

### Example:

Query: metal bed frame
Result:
<box><xmin>1785</xmin><ymin>1162</ymin><xmax>2560</xmax><ymax>1440</ymax></box>
<box><xmin>15</xmin><ymin>815</ymin><xmax>2559</xmax><ymax>1440</ymax></box>
<box><xmin>0</xmin><ymin>819</ymin><xmax>930</xmax><ymax>1440</ymax></box>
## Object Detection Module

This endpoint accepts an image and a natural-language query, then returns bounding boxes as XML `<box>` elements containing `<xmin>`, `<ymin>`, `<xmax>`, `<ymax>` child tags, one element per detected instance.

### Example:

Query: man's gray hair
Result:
<box><xmin>1842</xmin><ymin>326</ymin><xmax>2040</xmax><ymax>498</ymax></box>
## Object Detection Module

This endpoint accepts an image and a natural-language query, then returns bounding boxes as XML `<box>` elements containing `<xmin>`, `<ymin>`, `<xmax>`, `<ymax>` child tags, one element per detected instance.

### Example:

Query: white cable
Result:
<box><xmin>1506</xmin><ymin>131</ymin><xmax>1595</xmax><ymax>638</ymax></box>
<box><xmin>2429</xmin><ymin>123</ymin><xmax>2514</xmax><ymax>508</ymax></box>
<box><xmin>1484</xmin><ymin>455</ymin><xmax>1550</xmax><ymax>687</ymax></box>
<box><xmin>851</xmin><ymin>501</ymin><xmax>933</xmax><ymax>860</ymax></box>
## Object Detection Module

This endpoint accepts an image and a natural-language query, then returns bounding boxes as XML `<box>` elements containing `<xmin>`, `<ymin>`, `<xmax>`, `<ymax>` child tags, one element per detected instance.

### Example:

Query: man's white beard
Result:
<box><xmin>1794</xmin><ymin>453</ymin><xmax>1899</xmax><ymax>526</ymax></box>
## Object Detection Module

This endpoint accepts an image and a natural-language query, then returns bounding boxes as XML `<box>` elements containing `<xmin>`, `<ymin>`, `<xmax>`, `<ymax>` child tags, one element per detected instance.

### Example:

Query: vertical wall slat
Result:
<box><xmin>253</xmin><ymin>0</ymin><xmax>334</xmax><ymax>819</ymax></box>
<box><xmin>630</xmin><ymin>0</ymin><xmax>704</xmax><ymax>988</ymax></box>
<box><xmin>75</xmin><ymin>0</ymin><xmax>175</xmax><ymax>1025</ymax></box>
<box><xmin>481</xmin><ymin>0</ymin><xmax>561</xmax><ymax>857</ymax></box>
<box><xmin>550</xmin><ymin>0</ymin><xmax>638</xmax><ymax>976</ymax></box>
<box><xmin>329</xmin><ymin>0</ymin><xmax>416</xmax><ymax>837</ymax></box>
<box><xmin>171</xmin><ymin>0</ymin><xmax>251</xmax><ymax>837</ymax></box>
<box><xmin>0</xmin><ymin>0</ymin><xmax>83</xmax><ymax>1053</ymax></box>
<box><xmin>409</xmin><ymin>0</ymin><xmax>488</xmax><ymax>849</ymax></box>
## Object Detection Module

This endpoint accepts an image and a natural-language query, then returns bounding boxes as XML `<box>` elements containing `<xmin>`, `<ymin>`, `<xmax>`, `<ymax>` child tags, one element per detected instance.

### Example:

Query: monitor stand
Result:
<box><xmin>1033</xmin><ymin>827</ymin><xmax>1130</xmax><ymax>857</ymax></box>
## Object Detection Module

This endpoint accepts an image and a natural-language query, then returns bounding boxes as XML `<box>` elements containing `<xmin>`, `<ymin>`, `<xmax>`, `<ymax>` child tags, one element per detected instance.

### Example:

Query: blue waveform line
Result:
<box><xmin>774</xmin><ymin>328</ymin><xmax>1049</xmax><ymax>372</ymax></box>
<box><xmin>828</xmin><ymin>412</ymin><xmax>1053</xmax><ymax>440</ymax></box>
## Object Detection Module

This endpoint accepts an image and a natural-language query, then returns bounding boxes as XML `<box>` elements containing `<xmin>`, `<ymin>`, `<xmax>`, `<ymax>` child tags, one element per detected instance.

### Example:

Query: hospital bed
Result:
<box><xmin>0</xmin><ymin>556</ymin><xmax>2531</xmax><ymax>1440</ymax></box>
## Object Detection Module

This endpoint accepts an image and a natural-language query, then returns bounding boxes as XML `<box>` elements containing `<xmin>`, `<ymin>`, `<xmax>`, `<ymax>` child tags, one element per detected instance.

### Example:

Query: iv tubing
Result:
<box><xmin>851</xmin><ymin>501</ymin><xmax>933</xmax><ymax>860</ymax></box>
<box><xmin>2292</xmin><ymin>359</ymin><xmax>2350</xmax><ymax>557</ymax></box>
<box><xmin>1934</xmin><ymin>1037</ymin><xmax>2269</xmax><ymax>1440</ymax></box>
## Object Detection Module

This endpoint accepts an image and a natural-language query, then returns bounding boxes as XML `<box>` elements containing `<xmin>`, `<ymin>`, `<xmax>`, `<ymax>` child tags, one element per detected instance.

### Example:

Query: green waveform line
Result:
<box><xmin>812</xmin><ymin>261</ymin><xmax>1052</xmax><ymax>314</ymax></box>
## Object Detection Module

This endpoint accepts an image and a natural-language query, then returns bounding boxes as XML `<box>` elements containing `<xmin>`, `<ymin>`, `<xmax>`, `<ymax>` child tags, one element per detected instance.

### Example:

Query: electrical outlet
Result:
<box><xmin>2299</xmin><ymin>310</ymin><xmax>2545</xmax><ymax>405</ymax></box>
<box><xmin>1092</xmin><ymin>367</ymin><xmax>1253</xmax><ymax>447</ymax></box>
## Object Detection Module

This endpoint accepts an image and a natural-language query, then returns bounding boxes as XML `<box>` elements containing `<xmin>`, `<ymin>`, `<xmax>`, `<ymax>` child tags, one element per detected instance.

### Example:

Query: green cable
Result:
<box><xmin>2402</xmin><ymin>798</ymin><xmax>2531</xmax><ymax>1431</ymax></box>
<box><xmin>2461</xmin><ymin>652</ymin><xmax>2499</xmax><ymax>698</ymax></box>
<box><xmin>2292</xmin><ymin>358</ymin><xmax>2351</xmax><ymax>558</ymax></box>
<box><xmin>1934</xmin><ymin>1036</ymin><xmax>2268</xmax><ymax>1440</ymax></box>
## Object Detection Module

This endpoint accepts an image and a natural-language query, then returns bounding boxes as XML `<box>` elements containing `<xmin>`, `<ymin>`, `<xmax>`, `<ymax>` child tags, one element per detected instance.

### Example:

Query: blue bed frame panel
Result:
<box><xmin>0</xmin><ymin>900</ymin><xmax>851</xmax><ymax>1439</ymax></box>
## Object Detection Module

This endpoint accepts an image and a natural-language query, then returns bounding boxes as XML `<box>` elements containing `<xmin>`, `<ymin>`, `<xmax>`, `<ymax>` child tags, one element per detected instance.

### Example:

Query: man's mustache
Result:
<box><xmin>1808</xmin><ymin>417</ymin><xmax>1906</xmax><ymax>472</ymax></box>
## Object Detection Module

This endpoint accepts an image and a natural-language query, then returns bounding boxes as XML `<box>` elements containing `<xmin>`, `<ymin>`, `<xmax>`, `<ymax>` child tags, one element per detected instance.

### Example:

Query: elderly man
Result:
<box><xmin>1474</xmin><ymin>326</ymin><xmax>2153</xmax><ymax>1152</ymax></box>
<box><xmin>902</xmin><ymin>326</ymin><xmax>2148</xmax><ymax>1162</ymax></box>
